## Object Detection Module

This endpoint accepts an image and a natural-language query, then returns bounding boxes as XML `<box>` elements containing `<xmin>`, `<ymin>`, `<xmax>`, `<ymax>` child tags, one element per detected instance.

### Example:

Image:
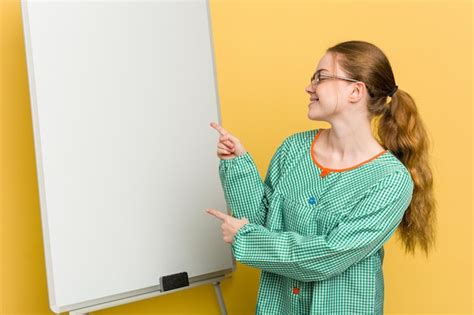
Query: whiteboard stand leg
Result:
<box><xmin>212</xmin><ymin>281</ymin><xmax>227</xmax><ymax>315</ymax></box>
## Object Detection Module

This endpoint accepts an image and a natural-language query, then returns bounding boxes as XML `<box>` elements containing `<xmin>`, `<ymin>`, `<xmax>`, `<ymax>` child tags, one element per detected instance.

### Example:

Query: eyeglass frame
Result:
<box><xmin>310</xmin><ymin>70</ymin><xmax>374</xmax><ymax>98</ymax></box>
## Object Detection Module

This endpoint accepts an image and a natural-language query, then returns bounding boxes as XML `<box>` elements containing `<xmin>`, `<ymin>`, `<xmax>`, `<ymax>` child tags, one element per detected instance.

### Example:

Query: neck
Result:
<box><xmin>321</xmin><ymin>121</ymin><xmax>383</xmax><ymax>161</ymax></box>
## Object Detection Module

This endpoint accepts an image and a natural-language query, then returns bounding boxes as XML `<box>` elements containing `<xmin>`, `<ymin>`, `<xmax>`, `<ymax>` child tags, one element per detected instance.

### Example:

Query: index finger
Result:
<box><xmin>209</xmin><ymin>122</ymin><xmax>228</xmax><ymax>136</ymax></box>
<box><xmin>206</xmin><ymin>208</ymin><xmax>229</xmax><ymax>221</ymax></box>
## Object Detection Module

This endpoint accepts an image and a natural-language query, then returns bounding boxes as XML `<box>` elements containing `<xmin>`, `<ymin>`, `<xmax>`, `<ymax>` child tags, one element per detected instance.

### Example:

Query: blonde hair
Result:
<box><xmin>327</xmin><ymin>40</ymin><xmax>437</xmax><ymax>257</ymax></box>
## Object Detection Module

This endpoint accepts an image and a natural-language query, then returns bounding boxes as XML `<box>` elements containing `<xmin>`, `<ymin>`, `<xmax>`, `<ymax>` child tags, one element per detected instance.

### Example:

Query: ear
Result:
<box><xmin>348</xmin><ymin>81</ymin><xmax>367</xmax><ymax>103</ymax></box>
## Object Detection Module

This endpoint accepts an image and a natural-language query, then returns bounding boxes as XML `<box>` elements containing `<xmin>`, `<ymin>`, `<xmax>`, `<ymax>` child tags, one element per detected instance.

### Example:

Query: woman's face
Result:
<box><xmin>305</xmin><ymin>53</ymin><xmax>355</xmax><ymax>122</ymax></box>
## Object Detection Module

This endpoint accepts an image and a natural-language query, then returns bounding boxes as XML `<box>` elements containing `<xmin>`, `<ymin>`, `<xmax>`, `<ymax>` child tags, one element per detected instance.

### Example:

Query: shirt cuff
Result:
<box><xmin>231</xmin><ymin>223</ymin><xmax>262</xmax><ymax>258</ymax></box>
<box><xmin>219</xmin><ymin>151</ymin><xmax>252</xmax><ymax>167</ymax></box>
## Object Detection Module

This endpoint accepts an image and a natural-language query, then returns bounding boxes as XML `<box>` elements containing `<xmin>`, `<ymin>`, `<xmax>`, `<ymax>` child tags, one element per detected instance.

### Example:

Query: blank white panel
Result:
<box><xmin>22</xmin><ymin>0</ymin><xmax>233</xmax><ymax>312</ymax></box>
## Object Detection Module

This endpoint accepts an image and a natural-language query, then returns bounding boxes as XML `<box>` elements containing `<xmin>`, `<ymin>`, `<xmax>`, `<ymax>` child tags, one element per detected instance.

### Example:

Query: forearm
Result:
<box><xmin>231</xmin><ymin>223</ymin><xmax>330</xmax><ymax>282</ymax></box>
<box><xmin>219</xmin><ymin>152</ymin><xmax>266</xmax><ymax>225</ymax></box>
<box><xmin>231</xmin><ymin>219</ymin><xmax>401</xmax><ymax>282</ymax></box>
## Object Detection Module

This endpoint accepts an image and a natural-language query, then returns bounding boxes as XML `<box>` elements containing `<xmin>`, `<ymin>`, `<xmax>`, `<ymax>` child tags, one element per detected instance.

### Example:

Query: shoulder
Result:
<box><xmin>379</xmin><ymin>152</ymin><xmax>413</xmax><ymax>183</ymax></box>
<box><xmin>376</xmin><ymin>167</ymin><xmax>413</xmax><ymax>188</ymax></box>
<box><xmin>365</xmin><ymin>166</ymin><xmax>415</xmax><ymax>202</ymax></box>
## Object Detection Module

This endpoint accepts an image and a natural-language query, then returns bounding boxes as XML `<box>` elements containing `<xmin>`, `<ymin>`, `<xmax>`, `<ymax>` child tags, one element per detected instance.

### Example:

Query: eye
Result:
<box><xmin>311</xmin><ymin>72</ymin><xmax>329</xmax><ymax>85</ymax></box>
<box><xmin>318</xmin><ymin>74</ymin><xmax>329</xmax><ymax>82</ymax></box>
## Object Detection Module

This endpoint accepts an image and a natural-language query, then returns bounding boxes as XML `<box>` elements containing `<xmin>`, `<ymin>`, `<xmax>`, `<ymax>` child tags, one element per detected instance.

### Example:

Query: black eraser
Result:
<box><xmin>160</xmin><ymin>272</ymin><xmax>189</xmax><ymax>292</ymax></box>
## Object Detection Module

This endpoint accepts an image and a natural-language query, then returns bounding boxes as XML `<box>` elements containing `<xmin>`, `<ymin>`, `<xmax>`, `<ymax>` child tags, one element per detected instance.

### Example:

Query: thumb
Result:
<box><xmin>224</xmin><ymin>132</ymin><xmax>241</xmax><ymax>144</ymax></box>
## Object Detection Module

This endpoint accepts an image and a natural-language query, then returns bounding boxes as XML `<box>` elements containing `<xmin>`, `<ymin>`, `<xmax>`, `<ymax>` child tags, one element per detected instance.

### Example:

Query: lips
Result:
<box><xmin>308</xmin><ymin>99</ymin><xmax>319</xmax><ymax>107</ymax></box>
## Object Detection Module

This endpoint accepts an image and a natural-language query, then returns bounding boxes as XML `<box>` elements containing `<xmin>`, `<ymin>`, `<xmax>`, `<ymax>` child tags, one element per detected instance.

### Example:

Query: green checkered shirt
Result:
<box><xmin>219</xmin><ymin>128</ymin><xmax>414</xmax><ymax>314</ymax></box>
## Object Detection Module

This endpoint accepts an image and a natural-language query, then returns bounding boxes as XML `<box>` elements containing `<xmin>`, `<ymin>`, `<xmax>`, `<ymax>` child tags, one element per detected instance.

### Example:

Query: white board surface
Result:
<box><xmin>21</xmin><ymin>0</ymin><xmax>234</xmax><ymax>312</ymax></box>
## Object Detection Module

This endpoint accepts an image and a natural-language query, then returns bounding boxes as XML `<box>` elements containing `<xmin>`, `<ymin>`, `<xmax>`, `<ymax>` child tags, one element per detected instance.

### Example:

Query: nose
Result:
<box><xmin>305</xmin><ymin>82</ymin><xmax>315</xmax><ymax>94</ymax></box>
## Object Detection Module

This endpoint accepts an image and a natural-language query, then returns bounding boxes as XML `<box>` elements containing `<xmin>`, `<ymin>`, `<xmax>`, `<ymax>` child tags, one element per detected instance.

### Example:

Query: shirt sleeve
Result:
<box><xmin>231</xmin><ymin>169</ymin><xmax>414</xmax><ymax>282</ymax></box>
<box><xmin>218</xmin><ymin>137</ymin><xmax>290</xmax><ymax>226</ymax></box>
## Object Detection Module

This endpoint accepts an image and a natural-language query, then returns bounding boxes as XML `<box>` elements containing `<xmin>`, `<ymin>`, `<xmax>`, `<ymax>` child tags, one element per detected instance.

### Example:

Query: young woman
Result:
<box><xmin>207</xmin><ymin>40</ymin><xmax>436</xmax><ymax>314</ymax></box>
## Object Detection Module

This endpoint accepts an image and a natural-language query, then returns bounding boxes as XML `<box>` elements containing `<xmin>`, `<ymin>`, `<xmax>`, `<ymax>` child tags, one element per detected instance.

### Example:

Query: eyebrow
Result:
<box><xmin>311</xmin><ymin>68</ymin><xmax>330</xmax><ymax>80</ymax></box>
<box><xmin>315</xmin><ymin>68</ymin><xmax>329</xmax><ymax>74</ymax></box>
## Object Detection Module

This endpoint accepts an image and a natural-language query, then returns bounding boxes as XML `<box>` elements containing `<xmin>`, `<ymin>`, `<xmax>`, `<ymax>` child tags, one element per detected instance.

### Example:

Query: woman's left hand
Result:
<box><xmin>206</xmin><ymin>208</ymin><xmax>249</xmax><ymax>244</ymax></box>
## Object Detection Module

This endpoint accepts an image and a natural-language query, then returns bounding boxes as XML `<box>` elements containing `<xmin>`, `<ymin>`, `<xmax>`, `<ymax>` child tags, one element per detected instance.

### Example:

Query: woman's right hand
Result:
<box><xmin>210</xmin><ymin>122</ymin><xmax>247</xmax><ymax>160</ymax></box>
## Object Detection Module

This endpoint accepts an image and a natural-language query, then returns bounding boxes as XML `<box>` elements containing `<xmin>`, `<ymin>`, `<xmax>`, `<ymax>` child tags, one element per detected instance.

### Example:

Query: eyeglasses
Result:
<box><xmin>310</xmin><ymin>71</ymin><xmax>359</xmax><ymax>87</ymax></box>
<box><xmin>310</xmin><ymin>71</ymin><xmax>374</xmax><ymax>97</ymax></box>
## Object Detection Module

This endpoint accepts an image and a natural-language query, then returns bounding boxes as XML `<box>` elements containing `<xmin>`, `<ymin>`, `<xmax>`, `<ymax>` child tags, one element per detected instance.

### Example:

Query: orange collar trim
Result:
<box><xmin>310</xmin><ymin>129</ymin><xmax>388</xmax><ymax>177</ymax></box>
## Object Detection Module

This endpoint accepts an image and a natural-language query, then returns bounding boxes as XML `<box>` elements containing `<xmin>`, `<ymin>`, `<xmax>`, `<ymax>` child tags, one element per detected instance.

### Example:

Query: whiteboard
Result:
<box><xmin>21</xmin><ymin>0</ymin><xmax>234</xmax><ymax>312</ymax></box>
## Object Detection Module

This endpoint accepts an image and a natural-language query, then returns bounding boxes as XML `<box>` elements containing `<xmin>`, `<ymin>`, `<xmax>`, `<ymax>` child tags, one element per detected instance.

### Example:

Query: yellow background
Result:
<box><xmin>1</xmin><ymin>0</ymin><xmax>472</xmax><ymax>314</ymax></box>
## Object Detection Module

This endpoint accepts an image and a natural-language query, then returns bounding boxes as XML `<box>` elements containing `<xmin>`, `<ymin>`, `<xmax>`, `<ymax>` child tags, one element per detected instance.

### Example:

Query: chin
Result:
<box><xmin>307</xmin><ymin>112</ymin><xmax>319</xmax><ymax>121</ymax></box>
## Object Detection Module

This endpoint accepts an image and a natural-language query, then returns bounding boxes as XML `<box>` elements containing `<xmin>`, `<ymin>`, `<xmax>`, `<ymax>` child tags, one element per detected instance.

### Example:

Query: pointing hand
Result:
<box><xmin>210</xmin><ymin>122</ymin><xmax>247</xmax><ymax>160</ymax></box>
<box><xmin>206</xmin><ymin>208</ymin><xmax>249</xmax><ymax>244</ymax></box>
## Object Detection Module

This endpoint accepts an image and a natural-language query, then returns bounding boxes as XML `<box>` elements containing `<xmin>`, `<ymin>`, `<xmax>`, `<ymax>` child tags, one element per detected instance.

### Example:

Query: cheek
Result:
<box><xmin>315</xmin><ymin>88</ymin><xmax>327</xmax><ymax>102</ymax></box>
<box><xmin>317</xmin><ymin>85</ymin><xmax>339</xmax><ymax>101</ymax></box>
<box><xmin>314</xmin><ymin>95</ymin><xmax>329</xmax><ymax>107</ymax></box>
<box><xmin>318</xmin><ymin>92</ymin><xmax>338</xmax><ymax>107</ymax></box>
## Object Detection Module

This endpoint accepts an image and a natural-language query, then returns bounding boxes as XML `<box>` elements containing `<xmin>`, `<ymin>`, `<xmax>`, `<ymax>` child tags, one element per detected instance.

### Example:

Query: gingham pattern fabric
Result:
<box><xmin>218</xmin><ymin>128</ymin><xmax>414</xmax><ymax>315</ymax></box>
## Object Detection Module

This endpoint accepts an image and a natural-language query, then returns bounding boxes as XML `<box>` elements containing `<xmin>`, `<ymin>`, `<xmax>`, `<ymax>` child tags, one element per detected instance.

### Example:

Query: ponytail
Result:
<box><xmin>377</xmin><ymin>89</ymin><xmax>437</xmax><ymax>256</ymax></box>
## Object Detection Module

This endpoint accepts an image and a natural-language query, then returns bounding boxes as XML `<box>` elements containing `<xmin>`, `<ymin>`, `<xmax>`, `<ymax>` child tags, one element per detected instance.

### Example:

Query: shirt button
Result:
<box><xmin>308</xmin><ymin>196</ymin><xmax>317</xmax><ymax>205</ymax></box>
<box><xmin>292</xmin><ymin>287</ymin><xmax>300</xmax><ymax>295</ymax></box>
